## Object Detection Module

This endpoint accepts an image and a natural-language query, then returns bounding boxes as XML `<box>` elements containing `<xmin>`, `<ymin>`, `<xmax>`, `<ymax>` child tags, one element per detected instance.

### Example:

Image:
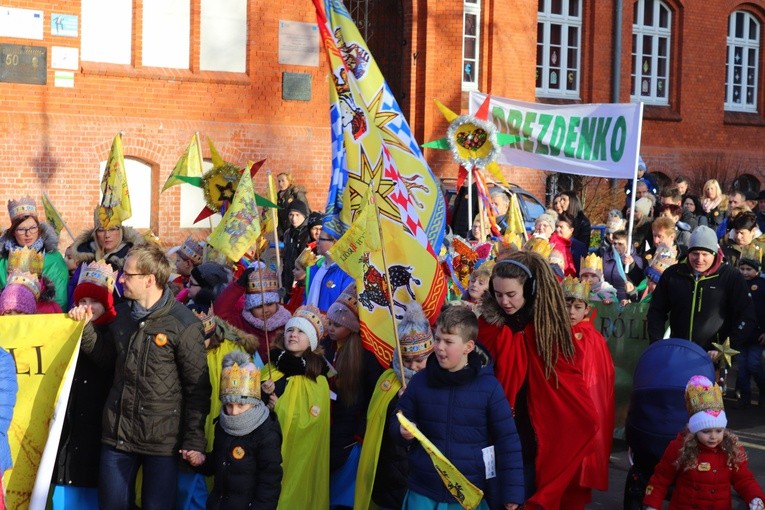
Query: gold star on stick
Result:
<box><xmin>711</xmin><ymin>338</ymin><xmax>739</xmax><ymax>369</ymax></box>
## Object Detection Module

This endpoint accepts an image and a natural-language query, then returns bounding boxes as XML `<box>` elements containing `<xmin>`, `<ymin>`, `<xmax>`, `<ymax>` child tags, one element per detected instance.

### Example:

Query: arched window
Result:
<box><xmin>725</xmin><ymin>10</ymin><xmax>760</xmax><ymax>112</ymax></box>
<box><xmin>536</xmin><ymin>0</ymin><xmax>582</xmax><ymax>99</ymax></box>
<box><xmin>631</xmin><ymin>0</ymin><xmax>672</xmax><ymax>105</ymax></box>
<box><xmin>99</xmin><ymin>157</ymin><xmax>155</xmax><ymax>230</ymax></box>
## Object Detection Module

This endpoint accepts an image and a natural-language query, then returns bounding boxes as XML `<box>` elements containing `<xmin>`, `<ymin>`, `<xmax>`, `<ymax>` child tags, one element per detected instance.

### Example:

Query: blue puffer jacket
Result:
<box><xmin>393</xmin><ymin>350</ymin><xmax>524</xmax><ymax>507</ymax></box>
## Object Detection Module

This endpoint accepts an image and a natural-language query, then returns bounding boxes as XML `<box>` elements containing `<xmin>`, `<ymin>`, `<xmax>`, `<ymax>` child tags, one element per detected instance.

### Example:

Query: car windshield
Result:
<box><xmin>519</xmin><ymin>193</ymin><xmax>545</xmax><ymax>223</ymax></box>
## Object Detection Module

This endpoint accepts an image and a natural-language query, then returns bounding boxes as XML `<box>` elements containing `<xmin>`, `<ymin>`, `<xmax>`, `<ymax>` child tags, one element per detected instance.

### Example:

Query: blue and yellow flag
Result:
<box><xmin>163</xmin><ymin>133</ymin><xmax>204</xmax><ymax>191</ymax></box>
<box><xmin>208</xmin><ymin>162</ymin><xmax>261</xmax><ymax>262</ymax></box>
<box><xmin>314</xmin><ymin>0</ymin><xmax>446</xmax><ymax>366</ymax></box>
<box><xmin>97</xmin><ymin>133</ymin><xmax>131</xmax><ymax>228</ymax></box>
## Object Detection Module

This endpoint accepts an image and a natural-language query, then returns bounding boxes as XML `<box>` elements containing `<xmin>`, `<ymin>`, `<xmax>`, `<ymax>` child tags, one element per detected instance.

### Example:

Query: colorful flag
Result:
<box><xmin>314</xmin><ymin>0</ymin><xmax>447</xmax><ymax>366</ymax></box>
<box><xmin>327</xmin><ymin>187</ymin><xmax>380</xmax><ymax>281</ymax></box>
<box><xmin>207</xmin><ymin>162</ymin><xmax>261</xmax><ymax>262</ymax></box>
<box><xmin>40</xmin><ymin>193</ymin><xmax>67</xmax><ymax>236</ymax></box>
<box><xmin>396</xmin><ymin>412</ymin><xmax>484</xmax><ymax>510</ymax></box>
<box><xmin>260</xmin><ymin>172</ymin><xmax>279</xmax><ymax>237</ymax></box>
<box><xmin>163</xmin><ymin>133</ymin><xmax>204</xmax><ymax>191</ymax></box>
<box><xmin>97</xmin><ymin>133</ymin><xmax>131</xmax><ymax>228</ymax></box>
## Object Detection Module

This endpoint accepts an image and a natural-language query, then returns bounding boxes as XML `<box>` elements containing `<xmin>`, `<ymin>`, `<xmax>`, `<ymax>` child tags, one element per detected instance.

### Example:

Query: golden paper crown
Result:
<box><xmin>740</xmin><ymin>243</ymin><xmax>763</xmax><ymax>266</ymax></box>
<box><xmin>335</xmin><ymin>284</ymin><xmax>358</xmax><ymax>315</ymax></box>
<box><xmin>193</xmin><ymin>306</ymin><xmax>216</xmax><ymax>337</ymax></box>
<box><xmin>8</xmin><ymin>246</ymin><xmax>44</xmax><ymax>276</ymax></box>
<box><xmin>296</xmin><ymin>247</ymin><xmax>318</xmax><ymax>269</ymax></box>
<box><xmin>7</xmin><ymin>270</ymin><xmax>41</xmax><ymax>299</ymax></box>
<box><xmin>580</xmin><ymin>253</ymin><xmax>603</xmax><ymax>276</ymax></box>
<box><xmin>502</xmin><ymin>231</ymin><xmax>524</xmax><ymax>251</ymax></box>
<box><xmin>246</xmin><ymin>267</ymin><xmax>280</xmax><ymax>295</ymax></box>
<box><xmin>179</xmin><ymin>236</ymin><xmax>204</xmax><ymax>265</ymax></box>
<box><xmin>561</xmin><ymin>276</ymin><xmax>590</xmax><ymax>302</ymax></box>
<box><xmin>143</xmin><ymin>229</ymin><xmax>161</xmax><ymax>246</ymax></box>
<box><xmin>77</xmin><ymin>260</ymin><xmax>117</xmax><ymax>293</ymax></box>
<box><xmin>220</xmin><ymin>362</ymin><xmax>261</xmax><ymax>401</ymax></box>
<box><xmin>7</xmin><ymin>197</ymin><xmax>37</xmax><ymax>222</ymax></box>
<box><xmin>685</xmin><ymin>376</ymin><xmax>724</xmax><ymax>415</ymax></box>
<box><xmin>293</xmin><ymin>304</ymin><xmax>326</xmax><ymax>339</ymax></box>
<box><xmin>525</xmin><ymin>237</ymin><xmax>553</xmax><ymax>259</ymax></box>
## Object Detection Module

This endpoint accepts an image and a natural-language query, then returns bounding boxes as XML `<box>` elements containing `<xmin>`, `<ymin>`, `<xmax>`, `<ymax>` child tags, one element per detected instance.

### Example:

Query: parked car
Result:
<box><xmin>441</xmin><ymin>176</ymin><xmax>546</xmax><ymax>236</ymax></box>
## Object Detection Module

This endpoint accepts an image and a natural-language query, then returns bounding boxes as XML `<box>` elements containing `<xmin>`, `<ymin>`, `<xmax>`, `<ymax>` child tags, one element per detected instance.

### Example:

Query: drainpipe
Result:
<box><xmin>610</xmin><ymin>0</ymin><xmax>623</xmax><ymax>192</ymax></box>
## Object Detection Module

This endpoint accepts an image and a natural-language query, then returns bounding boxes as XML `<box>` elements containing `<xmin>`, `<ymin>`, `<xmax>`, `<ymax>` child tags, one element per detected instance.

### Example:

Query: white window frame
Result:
<box><xmin>536</xmin><ymin>0</ymin><xmax>582</xmax><ymax>99</ymax></box>
<box><xmin>461</xmin><ymin>0</ymin><xmax>481</xmax><ymax>91</ymax></box>
<box><xmin>725</xmin><ymin>10</ymin><xmax>760</xmax><ymax>113</ymax></box>
<box><xmin>631</xmin><ymin>0</ymin><xmax>672</xmax><ymax>105</ymax></box>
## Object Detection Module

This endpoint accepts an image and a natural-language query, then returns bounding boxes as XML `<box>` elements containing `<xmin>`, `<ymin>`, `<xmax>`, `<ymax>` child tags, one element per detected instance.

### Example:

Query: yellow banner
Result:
<box><xmin>163</xmin><ymin>133</ymin><xmax>204</xmax><ymax>191</ymax></box>
<box><xmin>98</xmin><ymin>133</ymin><xmax>132</xmax><ymax>228</ymax></box>
<box><xmin>40</xmin><ymin>193</ymin><xmax>66</xmax><ymax>237</ymax></box>
<box><xmin>396</xmin><ymin>411</ymin><xmax>483</xmax><ymax>510</ymax></box>
<box><xmin>1</xmin><ymin>315</ymin><xmax>84</xmax><ymax>509</ymax></box>
<box><xmin>208</xmin><ymin>162</ymin><xmax>261</xmax><ymax>262</ymax></box>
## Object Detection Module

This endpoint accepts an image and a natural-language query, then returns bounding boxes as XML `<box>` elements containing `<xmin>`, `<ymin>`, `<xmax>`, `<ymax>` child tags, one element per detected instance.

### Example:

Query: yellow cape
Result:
<box><xmin>267</xmin><ymin>364</ymin><xmax>330</xmax><ymax>510</ymax></box>
<box><xmin>353</xmin><ymin>368</ymin><xmax>401</xmax><ymax>510</ymax></box>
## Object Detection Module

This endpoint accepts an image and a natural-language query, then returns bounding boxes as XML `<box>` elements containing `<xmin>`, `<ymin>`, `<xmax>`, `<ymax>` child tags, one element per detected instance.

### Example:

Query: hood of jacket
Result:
<box><xmin>71</xmin><ymin>225</ymin><xmax>145</xmax><ymax>265</ymax></box>
<box><xmin>0</xmin><ymin>221</ymin><xmax>60</xmax><ymax>256</ymax></box>
<box><xmin>213</xmin><ymin>316</ymin><xmax>259</xmax><ymax>355</ymax></box>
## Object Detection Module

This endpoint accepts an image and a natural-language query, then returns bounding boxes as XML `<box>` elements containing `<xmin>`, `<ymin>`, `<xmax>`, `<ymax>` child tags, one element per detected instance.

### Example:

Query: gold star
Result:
<box><xmin>711</xmin><ymin>338</ymin><xmax>739</xmax><ymax>369</ymax></box>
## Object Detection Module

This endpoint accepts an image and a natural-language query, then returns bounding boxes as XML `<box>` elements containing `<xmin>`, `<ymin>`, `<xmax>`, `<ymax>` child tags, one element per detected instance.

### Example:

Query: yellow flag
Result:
<box><xmin>163</xmin><ymin>133</ymin><xmax>203</xmax><ymax>191</ymax></box>
<box><xmin>208</xmin><ymin>163</ymin><xmax>261</xmax><ymax>262</ymax></box>
<box><xmin>507</xmin><ymin>192</ymin><xmax>526</xmax><ymax>237</ymax></box>
<box><xmin>396</xmin><ymin>412</ymin><xmax>484</xmax><ymax>510</ymax></box>
<box><xmin>2</xmin><ymin>315</ymin><xmax>84</xmax><ymax>509</ymax></box>
<box><xmin>260</xmin><ymin>172</ymin><xmax>279</xmax><ymax>236</ymax></box>
<box><xmin>97</xmin><ymin>133</ymin><xmax>132</xmax><ymax>228</ymax></box>
<box><xmin>41</xmin><ymin>193</ymin><xmax>66</xmax><ymax>236</ymax></box>
<box><xmin>327</xmin><ymin>189</ymin><xmax>378</xmax><ymax>280</ymax></box>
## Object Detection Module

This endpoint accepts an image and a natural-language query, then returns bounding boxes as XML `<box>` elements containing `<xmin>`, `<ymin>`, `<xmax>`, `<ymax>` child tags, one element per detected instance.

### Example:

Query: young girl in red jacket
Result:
<box><xmin>644</xmin><ymin>375</ymin><xmax>764</xmax><ymax>510</ymax></box>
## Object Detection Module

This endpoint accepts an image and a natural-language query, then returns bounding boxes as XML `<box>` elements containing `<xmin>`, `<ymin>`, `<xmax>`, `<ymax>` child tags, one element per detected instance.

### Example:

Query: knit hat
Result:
<box><xmin>0</xmin><ymin>271</ymin><xmax>39</xmax><ymax>315</ymax></box>
<box><xmin>219</xmin><ymin>350</ymin><xmax>261</xmax><ymax>405</ymax></box>
<box><xmin>190</xmin><ymin>262</ymin><xmax>230</xmax><ymax>289</ymax></box>
<box><xmin>244</xmin><ymin>267</ymin><xmax>281</xmax><ymax>310</ymax></box>
<box><xmin>326</xmin><ymin>284</ymin><xmax>360</xmax><ymax>333</ymax></box>
<box><xmin>285</xmin><ymin>304</ymin><xmax>325</xmax><ymax>351</ymax></box>
<box><xmin>606</xmin><ymin>209</ymin><xmax>625</xmax><ymax>233</ymax></box>
<box><xmin>287</xmin><ymin>200</ymin><xmax>309</xmax><ymax>218</ymax></box>
<box><xmin>645</xmin><ymin>244</ymin><xmax>678</xmax><ymax>283</ymax></box>
<box><xmin>688</xmin><ymin>225</ymin><xmax>719</xmax><ymax>255</ymax></box>
<box><xmin>178</xmin><ymin>236</ymin><xmax>205</xmax><ymax>265</ymax></box>
<box><xmin>535</xmin><ymin>213</ymin><xmax>556</xmax><ymax>232</ymax></box>
<box><xmin>634</xmin><ymin>197</ymin><xmax>653</xmax><ymax>218</ymax></box>
<box><xmin>686</xmin><ymin>375</ymin><xmax>727</xmax><ymax>433</ymax></box>
<box><xmin>397</xmin><ymin>302</ymin><xmax>434</xmax><ymax>361</ymax></box>
<box><xmin>73</xmin><ymin>260</ymin><xmax>118</xmax><ymax>325</ymax></box>
<box><xmin>307</xmin><ymin>211</ymin><xmax>324</xmax><ymax>230</ymax></box>
<box><xmin>7</xmin><ymin>197</ymin><xmax>38</xmax><ymax>223</ymax></box>
<box><xmin>637</xmin><ymin>156</ymin><xmax>647</xmax><ymax>174</ymax></box>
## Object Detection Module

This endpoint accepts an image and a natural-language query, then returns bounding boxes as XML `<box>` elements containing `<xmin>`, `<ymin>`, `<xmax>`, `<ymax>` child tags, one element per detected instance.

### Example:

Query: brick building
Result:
<box><xmin>0</xmin><ymin>0</ymin><xmax>764</xmax><ymax>246</ymax></box>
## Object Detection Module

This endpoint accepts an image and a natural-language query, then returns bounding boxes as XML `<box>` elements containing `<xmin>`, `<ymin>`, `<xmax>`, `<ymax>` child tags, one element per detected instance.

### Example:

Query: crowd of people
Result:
<box><xmin>0</xmin><ymin>163</ymin><xmax>763</xmax><ymax>510</ymax></box>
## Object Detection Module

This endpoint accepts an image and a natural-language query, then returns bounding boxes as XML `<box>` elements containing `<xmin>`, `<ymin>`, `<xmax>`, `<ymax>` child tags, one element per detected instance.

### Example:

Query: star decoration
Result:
<box><xmin>711</xmin><ymin>338</ymin><xmax>739</xmax><ymax>369</ymax></box>
<box><xmin>346</xmin><ymin>146</ymin><xmax>398</xmax><ymax>223</ymax></box>
<box><xmin>216</xmin><ymin>181</ymin><xmax>236</xmax><ymax>203</ymax></box>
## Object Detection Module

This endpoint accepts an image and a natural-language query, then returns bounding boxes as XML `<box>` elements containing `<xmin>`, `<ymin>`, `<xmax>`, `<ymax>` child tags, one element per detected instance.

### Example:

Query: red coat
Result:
<box><xmin>644</xmin><ymin>433</ymin><xmax>764</xmax><ymax>510</ymax></box>
<box><xmin>477</xmin><ymin>300</ymin><xmax>599</xmax><ymax>510</ymax></box>
<box><xmin>549</xmin><ymin>233</ymin><xmax>576</xmax><ymax>277</ymax></box>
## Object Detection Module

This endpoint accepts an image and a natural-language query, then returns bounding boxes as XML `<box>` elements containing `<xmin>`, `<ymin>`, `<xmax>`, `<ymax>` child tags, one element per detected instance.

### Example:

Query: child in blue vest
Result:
<box><xmin>394</xmin><ymin>305</ymin><xmax>524</xmax><ymax>509</ymax></box>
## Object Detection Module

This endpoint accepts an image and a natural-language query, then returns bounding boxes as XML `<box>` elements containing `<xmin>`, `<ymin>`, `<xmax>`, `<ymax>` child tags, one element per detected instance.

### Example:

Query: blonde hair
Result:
<box><xmin>703</xmin><ymin>179</ymin><xmax>729</xmax><ymax>209</ymax></box>
<box><xmin>676</xmin><ymin>428</ymin><xmax>746</xmax><ymax>471</ymax></box>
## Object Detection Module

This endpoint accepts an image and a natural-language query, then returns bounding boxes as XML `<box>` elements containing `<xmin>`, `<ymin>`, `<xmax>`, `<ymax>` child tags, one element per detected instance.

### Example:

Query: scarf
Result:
<box><xmin>130</xmin><ymin>287</ymin><xmax>172</xmax><ymax>321</ymax></box>
<box><xmin>273</xmin><ymin>349</ymin><xmax>307</xmax><ymax>377</ymax></box>
<box><xmin>5</xmin><ymin>236</ymin><xmax>44</xmax><ymax>255</ymax></box>
<box><xmin>241</xmin><ymin>305</ymin><xmax>291</xmax><ymax>332</ymax></box>
<box><xmin>391</xmin><ymin>348</ymin><xmax>416</xmax><ymax>386</ymax></box>
<box><xmin>425</xmin><ymin>350</ymin><xmax>482</xmax><ymax>388</ymax></box>
<box><xmin>702</xmin><ymin>196</ymin><xmax>721</xmax><ymax>214</ymax></box>
<box><xmin>612</xmin><ymin>246</ymin><xmax>627</xmax><ymax>282</ymax></box>
<box><xmin>501</xmin><ymin>302</ymin><xmax>534</xmax><ymax>333</ymax></box>
<box><xmin>218</xmin><ymin>402</ymin><xmax>270</xmax><ymax>436</ymax></box>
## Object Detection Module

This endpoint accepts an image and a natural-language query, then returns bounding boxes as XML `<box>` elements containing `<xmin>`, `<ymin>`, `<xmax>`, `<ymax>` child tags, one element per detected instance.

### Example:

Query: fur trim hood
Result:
<box><xmin>478</xmin><ymin>291</ymin><xmax>506</xmax><ymax>327</ymax></box>
<box><xmin>214</xmin><ymin>316</ymin><xmax>259</xmax><ymax>355</ymax></box>
<box><xmin>0</xmin><ymin>221</ymin><xmax>60</xmax><ymax>257</ymax></box>
<box><xmin>71</xmin><ymin>225</ymin><xmax>146</xmax><ymax>266</ymax></box>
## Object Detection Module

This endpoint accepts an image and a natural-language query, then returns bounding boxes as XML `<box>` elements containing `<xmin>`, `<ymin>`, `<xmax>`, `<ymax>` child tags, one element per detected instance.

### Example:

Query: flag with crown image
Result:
<box><xmin>315</xmin><ymin>0</ymin><xmax>447</xmax><ymax>366</ymax></box>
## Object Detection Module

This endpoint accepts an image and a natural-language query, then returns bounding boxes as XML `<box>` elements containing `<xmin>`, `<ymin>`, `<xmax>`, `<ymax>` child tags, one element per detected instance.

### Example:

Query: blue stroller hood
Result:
<box><xmin>625</xmin><ymin>338</ymin><xmax>715</xmax><ymax>469</ymax></box>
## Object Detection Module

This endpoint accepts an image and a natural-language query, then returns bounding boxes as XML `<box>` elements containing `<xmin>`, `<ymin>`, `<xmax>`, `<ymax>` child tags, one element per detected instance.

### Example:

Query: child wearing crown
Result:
<box><xmin>181</xmin><ymin>351</ymin><xmax>282</xmax><ymax>509</ymax></box>
<box><xmin>560</xmin><ymin>276</ymin><xmax>615</xmax><ymax>509</ymax></box>
<box><xmin>578</xmin><ymin>253</ymin><xmax>617</xmax><ymax>304</ymax></box>
<box><xmin>644</xmin><ymin>375</ymin><xmax>764</xmax><ymax>510</ymax></box>
<box><xmin>734</xmin><ymin>245</ymin><xmax>765</xmax><ymax>409</ymax></box>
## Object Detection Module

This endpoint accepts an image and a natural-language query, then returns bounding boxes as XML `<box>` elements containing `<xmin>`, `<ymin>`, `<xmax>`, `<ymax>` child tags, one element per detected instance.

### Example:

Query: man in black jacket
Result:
<box><xmin>70</xmin><ymin>244</ymin><xmax>211</xmax><ymax>510</ymax></box>
<box><xmin>647</xmin><ymin>225</ymin><xmax>756</xmax><ymax>357</ymax></box>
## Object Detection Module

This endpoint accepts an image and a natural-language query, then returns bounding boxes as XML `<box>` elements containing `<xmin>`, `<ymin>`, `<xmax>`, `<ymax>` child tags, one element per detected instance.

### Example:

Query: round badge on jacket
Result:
<box><xmin>232</xmin><ymin>446</ymin><xmax>245</xmax><ymax>460</ymax></box>
<box><xmin>154</xmin><ymin>333</ymin><xmax>168</xmax><ymax>347</ymax></box>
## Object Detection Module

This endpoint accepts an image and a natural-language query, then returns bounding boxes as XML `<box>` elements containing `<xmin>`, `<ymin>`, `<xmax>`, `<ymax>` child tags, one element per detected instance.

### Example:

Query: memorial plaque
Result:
<box><xmin>282</xmin><ymin>72</ymin><xmax>311</xmax><ymax>101</ymax></box>
<box><xmin>0</xmin><ymin>44</ymin><xmax>47</xmax><ymax>85</ymax></box>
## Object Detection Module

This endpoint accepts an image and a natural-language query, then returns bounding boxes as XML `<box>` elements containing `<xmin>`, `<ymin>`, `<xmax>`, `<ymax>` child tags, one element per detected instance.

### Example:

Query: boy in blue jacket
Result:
<box><xmin>395</xmin><ymin>305</ymin><xmax>524</xmax><ymax>509</ymax></box>
<box><xmin>736</xmin><ymin>249</ymin><xmax>765</xmax><ymax>408</ymax></box>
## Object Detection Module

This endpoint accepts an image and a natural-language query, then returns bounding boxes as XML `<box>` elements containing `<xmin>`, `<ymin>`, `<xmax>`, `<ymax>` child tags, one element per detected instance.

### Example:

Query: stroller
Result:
<box><xmin>622</xmin><ymin>338</ymin><xmax>715</xmax><ymax>510</ymax></box>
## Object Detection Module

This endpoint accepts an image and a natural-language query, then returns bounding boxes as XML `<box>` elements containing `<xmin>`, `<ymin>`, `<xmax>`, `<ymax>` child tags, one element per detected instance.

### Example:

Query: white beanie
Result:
<box><xmin>686</xmin><ymin>375</ymin><xmax>728</xmax><ymax>434</ymax></box>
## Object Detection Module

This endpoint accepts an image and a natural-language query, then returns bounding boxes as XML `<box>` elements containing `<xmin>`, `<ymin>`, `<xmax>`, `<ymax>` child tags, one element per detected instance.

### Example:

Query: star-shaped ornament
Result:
<box><xmin>711</xmin><ymin>338</ymin><xmax>739</xmax><ymax>369</ymax></box>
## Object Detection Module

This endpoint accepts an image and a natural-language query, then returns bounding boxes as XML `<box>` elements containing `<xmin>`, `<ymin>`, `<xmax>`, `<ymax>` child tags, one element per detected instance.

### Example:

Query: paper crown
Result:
<box><xmin>8</xmin><ymin>246</ymin><xmax>44</xmax><ymax>276</ymax></box>
<box><xmin>7</xmin><ymin>270</ymin><xmax>41</xmax><ymax>299</ymax></box>
<box><xmin>7</xmin><ymin>197</ymin><xmax>37</xmax><ymax>222</ymax></box>
<box><xmin>77</xmin><ymin>260</ymin><xmax>117</xmax><ymax>293</ymax></box>
<box><xmin>561</xmin><ymin>276</ymin><xmax>590</xmax><ymax>302</ymax></box>
<box><xmin>220</xmin><ymin>361</ymin><xmax>261</xmax><ymax>402</ymax></box>
<box><xmin>580</xmin><ymin>253</ymin><xmax>603</xmax><ymax>275</ymax></box>
<box><xmin>246</xmin><ymin>267</ymin><xmax>280</xmax><ymax>295</ymax></box>
<box><xmin>739</xmin><ymin>243</ymin><xmax>763</xmax><ymax>267</ymax></box>
<box><xmin>178</xmin><ymin>236</ymin><xmax>205</xmax><ymax>265</ymax></box>
<box><xmin>292</xmin><ymin>304</ymin><xmax>326</xmax><ymax>340</ymax></box>
<box><xmin>296</xmin><ymin>247</ymin><xmax>318</xmax><ymax>269</ymax></box>
<box><xmin>645</xmin><ymin>243</ymin><xmax>678</xmax><ymax>283</ymax></box>
<box><xmin>193</xmin><ymin>306</ymin><xmax>216</xmax><ymax>338</ymax></box>
<box><xmin>335</xmin><ymin>284</ymin><xmax>358</xmax><ymax>314</ymax></box>
<box><xmin>685</xmin><ymin>375</ymin><xmax>724</xmax><ymax>416</ymax></box>
<box><xmin>525</xmin><ymin>237</ymin><xmax>553</xmax><ymax>259</ymax></box>
<box><xmin>502</xmin><ymin>231</ymin><xmax>525</xmax><ymax>251</ymax></box>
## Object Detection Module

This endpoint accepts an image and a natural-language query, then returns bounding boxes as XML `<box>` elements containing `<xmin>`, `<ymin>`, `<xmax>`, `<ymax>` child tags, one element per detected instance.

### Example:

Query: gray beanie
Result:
<box><xmin>688</xmin><ymin>225</ymin><xmax>719</xmax><ymax>254</ymax></box>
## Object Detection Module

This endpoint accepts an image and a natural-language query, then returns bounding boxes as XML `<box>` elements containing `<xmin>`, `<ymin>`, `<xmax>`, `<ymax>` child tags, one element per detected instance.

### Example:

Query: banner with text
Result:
<box><xmin>469</xmin><ymin>92</ymin><xmax>643</xmax><ymax>179</ymax></box>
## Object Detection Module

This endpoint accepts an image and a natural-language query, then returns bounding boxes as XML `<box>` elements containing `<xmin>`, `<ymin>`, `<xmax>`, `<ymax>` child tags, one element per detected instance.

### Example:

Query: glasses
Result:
<box><xmin>96</xmin><ymin>227</ymin><xmax>121</xmax><ymax>234</ymax></box>
<box><xmin>16</xmin><ymin>226</ymin><xmax>39</xmax><ymax>235</ymax></box>
<box><xmin>318</xmin><ymin>237</ymin><xmax>334</xmax><ymax>242</ymax></box>
<box><xmin>122</xmin><ymin>272</ymin><xmax>148</xmax><ymax>279</ymax></box>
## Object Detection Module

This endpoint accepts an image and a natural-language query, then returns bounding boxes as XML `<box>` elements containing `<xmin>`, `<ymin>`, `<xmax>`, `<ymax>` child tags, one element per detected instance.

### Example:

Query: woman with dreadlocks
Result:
<box><xmin>477</xmin><ymin>251</ymin><xmax>599</xmax><ymax>510</ymax></box>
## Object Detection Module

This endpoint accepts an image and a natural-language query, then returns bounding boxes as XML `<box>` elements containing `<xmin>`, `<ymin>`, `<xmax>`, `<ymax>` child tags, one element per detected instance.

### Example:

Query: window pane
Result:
<box><xmin>735</xmin><ymin>12</ymin><xmax>744</xmax><ymax>39</ymax></box>
<box><xmin>568</xmin><ymin>0</ymin><xmax>580</xmax><ymax>17</ymax></box>
<box><xmin>81</xmin><ymin>0</ymin><xmax>132</xmax><ymax>64</ymax></box>
<box><xmin>100</xmin><ymin>159</ymin><xmax>153</xmax><ymax>229</ymax></box>
<box><xmin>642</xmin><ymin>35</ymin><xmax>653</xmax><ymax>56</ymax></box>
<box><xmin>658</xmin><ymin>37</ymin><xmax>667</xmax><ymax>57</ymax></box>
<box><xmin>143</xmin><ymin>0</ymin><xmax>190</xmax><ymax>69</ymax></box>
<box><xmin>464</xmin><ymin>60</ymin><xmax>475</xmax><ymax>82</ymax></box>
<box><xmin>550</xmin><ymin>0</ymin><xmax>562</xmax><ymax>15</ymax></box>
<box><xmin>657</xmin><ymin>56</ymin><xmax>666</xmax><ymax>76</ymax></box>
<box><xmin>538</xmin><ymin>22</ymin><xmax>544</xmax><ymax>41</ymax></box>
<box><xmin>566</xmin><ymin>70</ymin><xmax>576</xmax><ymax>90</ymax></box>
<box><xmin>567</xmin><ymin>48</ymin><xmax>577</xmax><ymax>67</ymax></box>
<box><xmin>568</xmin><ymin>26</ymin><xmax>578</xmax><ymax>47</ymax></box>
<box><xmin>536</xmin><ymin>66</ymin><xmax>543</xmax><ymax>87</ymax></box>
<box><xmin>748</xmin><ymin>47</ymin><xmax>757</xmax><ymax>68</ymax></box>
<box><xmin>749</xmin><ymin>18</ymin><xmax>759</xmax><ymax>41</ymax></box>
<box><xmin>538</xmin><ymin>0</ymin><xmax>545</xmax><ymax>12</ymax></box>
<box><xmin>537</xmin><ymin>42</ymin><xmax>544</xmax><ymax>67</ymax></box>
<box><xmin>549</xmin><ymin>69</ymin><xmax>559</xmax><ymax>88</ymax></box>
<box><xmin>659</xmin><ymin>4</ymin><xmax>669</xmax><ymax>28</ymax></box>
<box><xmin>465</xmin><ymin>13</ymin><xmax>477</xmax><ymax>36</ymax></box>
<box><xmin>549</xmin><ymin>47</ymin><xmax>560</xmax><ymax>67</ymax></box>
<box><xmin>644</xmin><ymin>0</ymin><xmax>654</xmax><ymax>27</ymax></box>
<box><xmin>633</xmin><ymin>1</ymin><xmax>639</xmax><ymax>23</ymax></box>
<box><xmin>657</xmin><ymin>78</ymin><xmax>666</xmax><ymax>97</ymax></box>
<box><xmin>464</xmin><ymin>38</ymin><xmax>476</xmax><ymax>59</ymax></box>
<box><xmin>200</xmin><ymin>0</ymin><xmax>247</xmax><ymax>72</ymax></box>
<box><xmin>641</xmin><ymin>77</ymin><xmax>651</xmax><ymax>95</ymax></box>
<box><xmin>550</xmin><ymin>24</ymin><xmax>561</xmax><ymax>45</ymax></box>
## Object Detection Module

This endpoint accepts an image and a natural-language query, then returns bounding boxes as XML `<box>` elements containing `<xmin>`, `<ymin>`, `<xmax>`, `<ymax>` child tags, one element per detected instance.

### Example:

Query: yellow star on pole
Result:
<box><xmin>711</xmin><ymin>338</ymin><xmax>739</xmax><ymax>369</ymax></box>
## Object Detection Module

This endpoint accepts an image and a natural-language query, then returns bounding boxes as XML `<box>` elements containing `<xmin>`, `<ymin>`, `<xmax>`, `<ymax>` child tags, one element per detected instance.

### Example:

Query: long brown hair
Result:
<box><xmin>334</xmin><ymin>331</ymin><xmax>364</xmax><ymax>407</ymax></box>
<box><xmin>303</xmin><ymin>346</ymin><xmax>326</xmax><ymax>381</ymax></box>
<box><xmin>675</xmin><ymin>429</ymin><xmax>746</xmax><ymax>471</ymax></box>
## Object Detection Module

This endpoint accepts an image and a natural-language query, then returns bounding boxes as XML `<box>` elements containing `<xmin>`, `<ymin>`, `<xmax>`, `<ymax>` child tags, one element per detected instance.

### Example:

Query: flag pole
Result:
<box><xmin>371</xmin><ymin>190</ymin><xmax>407</xmax><ymax>388</ymax></box>
<box><xmin>267</xmin><ymin>171</ymin><xmax>282</xmax><ymax>279</ymax></box>
<box><xmin>626</xmin><ymin>102</ymin><xmax>645</xmax><ymax>251</ymax></box>
<box><xmin>254</xmin><ymin>250</ymin><xmax>273</xmax><ymax>381</ymax></box>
